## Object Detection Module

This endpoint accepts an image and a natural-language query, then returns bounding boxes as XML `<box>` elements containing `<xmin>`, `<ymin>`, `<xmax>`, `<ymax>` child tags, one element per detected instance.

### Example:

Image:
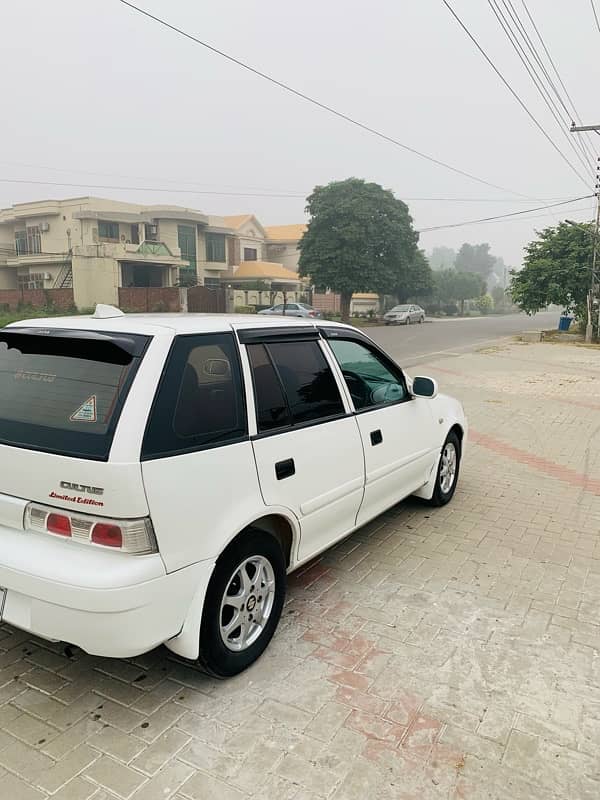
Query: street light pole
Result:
<box><xmin>570</xmin><ymin>124</ymin><xmax>600</xmax><ymax>342</ymax></box>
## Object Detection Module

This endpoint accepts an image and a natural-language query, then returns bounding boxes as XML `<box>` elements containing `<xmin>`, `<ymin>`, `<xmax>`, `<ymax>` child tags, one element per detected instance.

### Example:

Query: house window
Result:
<box><xmin>243</xmin><ymin>247</ymin><xmax>258</xmax><ymax>261</ymax></box>
<box><xmin>130</xmin><ymin>224</ymin><xmax>140</xmax><ymax>245</ymax></box>
<box><xmin>204</xmin><ymin>277</ymin><xmax>221</xmax><ymax>289</ymax></box>
<box><xmin>15</xmin><ymin>231</ymin><xmax>27</xmax><ymax>255</ymax></box>
<box><xmin>206</xmin><ymin>233</ymin><xmax>226</xmax><ymax>263</ymax></box>
<box><xmin>27</xmin><ymin>227</ymin><xmax>41</xmax><ymax>254</ymax></box>
<box><xmin>98</xmin><ymin>221</ymin><xmax>120</xmax><ymax>241</ymax></box>
<box><xmin>15</xmin><ymin>228</ymin><xmax>41</xmax><ymax>255</ymax></box>
<box><xmin>18</xmin><ymin>272</ymin><xmax>45</xmax><ymax>290</ymax></box>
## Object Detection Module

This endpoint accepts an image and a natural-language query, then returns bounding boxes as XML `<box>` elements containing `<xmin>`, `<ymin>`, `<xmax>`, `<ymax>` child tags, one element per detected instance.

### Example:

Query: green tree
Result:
<box><xmin>491</xmin><ymin>285</ymin><xmax>508</xmax><ymax>310</ymax></box>
<box><xmin>298</xmin><ymin>178</ymin><xmax>419</xmax><ymax>321</ymax></box>
<box><xmin>455</xmin><ymin>243</ymin><xmax>496</xmax><ymax>280</ymax></box>
<box><xmin>396</xmin><ymin>249</ymin><xmax>434</xmax><ymax>302</ymax></box>
<box><xmin>510</xmin><ymin>222</ymin><xmax>594</xmax><ymax>319</ymax></box>
<box><xmin>510</xmin><ymin>221</ymin><xmax>593</xmax><ymax>318</ymax></box>
<box><xmin>475</xmin><ymin>294</ymin><xmax>493</xmax><ymax>315</ymax></box>
<box><xmin>428</xmin><ymin>246</ymin><xmax>457</xmax><ymax>271</ymax></box>
<box><xmin>433</xmin><ymin>269</ymin><xmax>485</xmax><ymax>314</ymax></box>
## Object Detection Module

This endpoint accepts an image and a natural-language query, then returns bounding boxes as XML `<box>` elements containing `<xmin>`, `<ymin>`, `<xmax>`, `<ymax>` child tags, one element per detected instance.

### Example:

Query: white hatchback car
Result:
<box><xmin>0</xmin><ymin>306</ymin><xmax>466</xmax><ymax>677</ymax></box>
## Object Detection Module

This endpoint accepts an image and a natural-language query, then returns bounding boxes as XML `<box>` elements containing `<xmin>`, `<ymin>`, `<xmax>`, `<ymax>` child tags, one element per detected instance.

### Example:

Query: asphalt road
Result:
<box><xmin>367</xmin><ymin>310</ymin><xmax>558</xmax><ymax>368</ymax></box>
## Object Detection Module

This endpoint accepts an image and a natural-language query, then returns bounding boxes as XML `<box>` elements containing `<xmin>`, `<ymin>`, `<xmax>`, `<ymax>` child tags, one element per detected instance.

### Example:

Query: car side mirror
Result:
<box><xmin>412</xmin><ymin>376</ymin><xmax>438</xmax><ymax>398</ymax></box>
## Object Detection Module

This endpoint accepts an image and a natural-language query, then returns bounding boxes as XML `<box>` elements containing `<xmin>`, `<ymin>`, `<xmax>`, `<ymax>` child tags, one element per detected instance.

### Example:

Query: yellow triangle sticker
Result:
<box><xmin>70</xmin><ymin>395</ymin><xmax>97</xmax><ymax>423</ymax></box>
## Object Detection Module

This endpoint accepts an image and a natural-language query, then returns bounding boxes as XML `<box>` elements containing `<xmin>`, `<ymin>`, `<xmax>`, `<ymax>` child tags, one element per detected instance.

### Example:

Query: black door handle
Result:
<box><xmin>370</xmin><ymin>429</ymin><xmax>383</xmax><ymax>446</ymax></box>
<box><xmin>275</xmin><ymin>458</ymin><xmax>295</xmax><ymax>480</ymax></box>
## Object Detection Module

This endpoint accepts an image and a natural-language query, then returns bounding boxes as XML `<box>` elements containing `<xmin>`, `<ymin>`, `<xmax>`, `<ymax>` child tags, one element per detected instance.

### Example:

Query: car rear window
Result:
<box><xmin>0</xmin><ymin>329</ymin><xmax>149</xmax><ymax>460</ymax></box>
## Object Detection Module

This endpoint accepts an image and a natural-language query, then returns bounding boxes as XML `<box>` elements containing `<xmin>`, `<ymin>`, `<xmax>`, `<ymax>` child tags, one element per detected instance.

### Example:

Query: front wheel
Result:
<box><xmin>406</xmin><ymin>317</ymin><xmax>411</xmax><ymax>325</ymax></box>
<box><xmin>427</xmin><ymin>431</ymin><xmax>461</xmax><ymax>506</ymax></box>
<box><xmin>197</xmin><ymin>531</ymin><xmax>286</xmax><ymax>677</ymax></box>
<box><xmin>419</xmin><ymin>316</ymin><xmax>425</xmax><ymax>324</ymax></box>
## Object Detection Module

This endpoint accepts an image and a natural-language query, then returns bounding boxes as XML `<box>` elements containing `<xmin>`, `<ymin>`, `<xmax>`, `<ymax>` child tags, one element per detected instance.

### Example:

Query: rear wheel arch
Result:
<box><xmin>449</xmin><ymin>423</ymin><xmax>464</xmax><ymax>449</ymax></box>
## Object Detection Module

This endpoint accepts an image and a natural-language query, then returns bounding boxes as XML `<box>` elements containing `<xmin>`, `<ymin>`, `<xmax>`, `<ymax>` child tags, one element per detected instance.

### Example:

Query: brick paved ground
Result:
<box><xmin>0</xmin><ymin>340</ymin><xmax>599</xmax><ymax>800</ymax></box>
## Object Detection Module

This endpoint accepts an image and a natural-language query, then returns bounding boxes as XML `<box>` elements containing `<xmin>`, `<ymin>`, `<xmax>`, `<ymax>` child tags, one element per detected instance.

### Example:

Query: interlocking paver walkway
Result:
<box><xmin>0</xmin><ymin>340</ymin><xmax>599</xmax><ymax>800</ymax></box>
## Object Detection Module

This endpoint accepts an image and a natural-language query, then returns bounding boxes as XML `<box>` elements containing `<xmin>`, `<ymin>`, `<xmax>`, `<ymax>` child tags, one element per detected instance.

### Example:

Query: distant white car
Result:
<box><xmin>0</xmin><ymin>308</ymin><xmax>465</xmax><ymax>677</ymax></box>
<box><xmin>258</xmin><ymin>302</ymin><xmax>321</xmax><ymax>318</ymax></box>
<box><xmin>384</xmin><ymin>304</ymin><xmax>425</xmax><ymax>325</ymax></box>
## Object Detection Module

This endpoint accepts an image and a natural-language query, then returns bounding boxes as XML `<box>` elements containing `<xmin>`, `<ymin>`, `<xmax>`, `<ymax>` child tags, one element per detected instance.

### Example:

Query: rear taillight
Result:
<box><xmin>308</xmin><ymin>310</ymin><xmax>315</xmax><ymax>317</ymax></box>
<box><xmin>25</xmin><ymin>503</ymin><xmax>157</xmax><ymax>555</ymax></box>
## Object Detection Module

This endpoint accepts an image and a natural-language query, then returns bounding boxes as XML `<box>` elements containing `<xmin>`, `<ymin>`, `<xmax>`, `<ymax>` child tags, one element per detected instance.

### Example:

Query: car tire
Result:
<box><xmin>197</xmin><ymin>530</ymin><xmax>286</xmax><ymax>678</ymax></box>
<box><xmin>406</xmin><ymin>317</ymin><xmax>411</xmax><ymax>325</ymax></box>
<box><xmin>419</xmin><ymin>316</ymin><xmax>425</xmax><ymax>324</ymax></box>
<box><xmin>427</xmin><ymin>431</ymin><xmax>461</xmax><ymax>507</ymax></box>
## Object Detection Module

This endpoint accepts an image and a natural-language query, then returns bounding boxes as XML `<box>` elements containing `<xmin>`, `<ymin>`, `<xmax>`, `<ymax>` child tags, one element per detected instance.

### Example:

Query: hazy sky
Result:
<box><xmin>2</xmin><ymin>0</ymin><xmax>598</xmax><ymax>266</ymax></box>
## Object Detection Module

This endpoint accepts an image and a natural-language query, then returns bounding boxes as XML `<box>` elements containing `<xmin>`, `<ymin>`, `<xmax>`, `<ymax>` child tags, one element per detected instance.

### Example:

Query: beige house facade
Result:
<box><xmin>3</xmin><ymin>196</ymin><xmax>370</xmax><ymax>313</ymax></box>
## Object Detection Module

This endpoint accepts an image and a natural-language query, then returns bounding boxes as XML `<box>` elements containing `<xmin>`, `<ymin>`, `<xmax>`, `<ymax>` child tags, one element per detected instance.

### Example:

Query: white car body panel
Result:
<box><xmin>0</xmin><ymin>312</ymin><xmax>466</xmax><ymax>660</ymax></box>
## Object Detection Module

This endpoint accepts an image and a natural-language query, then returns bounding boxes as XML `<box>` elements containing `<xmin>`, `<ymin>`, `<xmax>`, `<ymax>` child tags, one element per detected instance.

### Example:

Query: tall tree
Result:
<box><xmin>510</xmin><ymin>221</ymin><xmax>593</xmax><ymax>318</ymax></box>
<box><xmin>433</xmin><ymin>269</ymin><xmax>485</xmax><ymax>314</ymax></box>
<box><xmin>396</xmin><ymin>249</ymin><xmax>434</xmax><ymax>302</ymax></box>
<box><xmin>428</xmin><ymin>246</ymin><xmax>457</xmax><ymax>271</ymax></box>
<box><xmin>299</xmin><ymin>178</ymin><xmax>419</xmax><ymax>321</ymax></box>
<box><xmin>455</xmin><ymin>243</ymin><xmax>496</xmax><ymax>280</ymax></box>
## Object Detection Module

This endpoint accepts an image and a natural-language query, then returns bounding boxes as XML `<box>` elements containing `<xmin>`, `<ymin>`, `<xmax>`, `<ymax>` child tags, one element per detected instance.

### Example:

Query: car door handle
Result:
<box><xmin>275</xmin><ymin>458</ymin><xmax>295</xmax><ymax>480</ymax></box>
<box><xmin>370</xmin><ymin>429</ymin><xmax>383</xmax><ymax>446</ymax></box>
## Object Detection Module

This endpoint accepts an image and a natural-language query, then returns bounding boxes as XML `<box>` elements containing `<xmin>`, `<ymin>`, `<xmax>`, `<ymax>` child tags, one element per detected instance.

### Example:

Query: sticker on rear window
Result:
<box><xmin>70</xmin><ymin>395</ymin><xmax>97</xmax><ymax>423</ymax></box>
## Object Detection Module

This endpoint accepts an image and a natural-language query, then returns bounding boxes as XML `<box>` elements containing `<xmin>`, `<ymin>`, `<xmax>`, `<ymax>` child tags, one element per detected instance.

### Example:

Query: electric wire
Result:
<box><xmin>118</xmin><ymin>0</ymin><xmax>535</xmax><ymax>199</ymax></box>
<box><xmin>442</xmin><ymin>0</ymin><xmax>593</xmax><ymax>189</ymax></box>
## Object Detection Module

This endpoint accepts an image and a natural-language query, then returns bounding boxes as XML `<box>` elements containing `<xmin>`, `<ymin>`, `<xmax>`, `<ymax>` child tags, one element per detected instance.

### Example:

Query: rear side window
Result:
<box><xmin>0</xmin><ymin>329</ymin><xmax>148</xmax><ymax>460</ymax></box>
<box><xmin>247</xmin><ymin>340</ymin><xmax>345</xmax><ymax>433</ymax></box>
<box><xmin>142</xmin><ymin>333</ymin><xmax>247</xmax><ymax>459</ymax></box>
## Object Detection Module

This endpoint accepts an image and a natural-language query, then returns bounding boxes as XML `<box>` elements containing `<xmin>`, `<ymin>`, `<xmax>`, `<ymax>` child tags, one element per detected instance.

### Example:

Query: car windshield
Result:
<box><xmin>392</xmin><ymin>305</ymin><xmax>411</xmax><ymax>312</ymax></box>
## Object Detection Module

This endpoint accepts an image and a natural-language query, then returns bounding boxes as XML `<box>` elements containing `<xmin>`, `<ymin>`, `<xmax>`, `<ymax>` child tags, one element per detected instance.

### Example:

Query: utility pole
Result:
<box><xmin>570</xmin><ymin>123</ymin><xmax>600</xmax><ymax>342</ymax></box>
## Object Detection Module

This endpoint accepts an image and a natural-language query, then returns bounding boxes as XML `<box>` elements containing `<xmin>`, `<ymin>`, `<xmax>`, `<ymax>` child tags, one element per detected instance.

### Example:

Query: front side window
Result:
<box><xmin>206</xmin><ymin>233</ymin><xmax>226</xmax><ymax>262</ymax></box>
<box><xmin>0</xmin><ymin>330</ymin><xmax>148</xmax><ymax>460</ymax></box>
<box><xmin>98</xmin><ymin>221</ymin><xmax>120</xmax><ymax>241</ymax></box>
<box><xmin>327</xmin><ymin>338</ymin><xmax>407</xmax><ymax>410</ymax></box>
<box><xmin>143</xmin><ymin>333</ymin><xmax>246</xmax><ymax>459</ymax></box>
<box><xmin>247</xmin><ymin>340</ymin><xmax>344</xmax><ymax>433</ymax></box>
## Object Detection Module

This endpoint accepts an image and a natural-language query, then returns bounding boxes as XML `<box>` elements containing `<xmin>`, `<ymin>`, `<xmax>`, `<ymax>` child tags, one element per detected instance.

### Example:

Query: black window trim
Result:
<box><xmin>319</xmin><ymin>326</ymin><xmax>412</xmax><ymax>415</ymax></box>
<box><xmin>245</xmin><ymin>338</ymin><xmax>350</xmax><ymax>440</ymax></box>
<box><xmin>237</xmin><ymin>326</ymin><xmax>319</xmax><ymax>344</ymax></box>
<box><xmin>141</xmin><ymin>331</ymin><xmax>249</xmax><ymax>462</ymax></box>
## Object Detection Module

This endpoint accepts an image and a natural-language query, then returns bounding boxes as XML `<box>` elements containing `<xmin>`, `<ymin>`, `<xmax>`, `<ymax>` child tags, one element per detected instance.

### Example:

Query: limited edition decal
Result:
<box><xmin>70</xmin><ymin>395</ymin><xmax>97</xmax><ymax>423</ymax></box>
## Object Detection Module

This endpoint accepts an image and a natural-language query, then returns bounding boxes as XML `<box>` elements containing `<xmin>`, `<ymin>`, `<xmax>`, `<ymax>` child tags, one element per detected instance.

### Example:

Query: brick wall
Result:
<box><xmin>118</xmin><ymin>287</ymin><xmax>181</xmax><ymax>313</ymax></box>
<box><xmin>0</xmin><ymin>288</ymin><xmax>75</xmax><ymax>311</ymax></box>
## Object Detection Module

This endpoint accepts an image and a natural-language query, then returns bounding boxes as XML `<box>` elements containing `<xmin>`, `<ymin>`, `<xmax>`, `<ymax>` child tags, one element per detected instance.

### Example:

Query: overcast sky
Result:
<box><xmin>1</xmin><ymin>0</ymin><xmax>598</xmax><ymax>266</ymax></box>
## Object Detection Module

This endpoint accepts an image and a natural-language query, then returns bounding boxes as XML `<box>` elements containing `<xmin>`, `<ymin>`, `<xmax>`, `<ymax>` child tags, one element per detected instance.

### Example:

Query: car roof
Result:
<box><xmin>7</xmin><ymin>311</ymin><xmax>351</xmax><ymax>337</ymax></box>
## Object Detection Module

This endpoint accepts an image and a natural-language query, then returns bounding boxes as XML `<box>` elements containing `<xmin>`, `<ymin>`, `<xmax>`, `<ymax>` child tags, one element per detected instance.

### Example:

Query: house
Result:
<box><xmin>228</xmin><ymin>261</ymin><xmax>308</xmax><ymax>308</ymax></box>
<box><xmin>350</xmin><ymin>293</ymin><xmax>380</xmax><ymax>316</ymax></box>
<box><xmin>264</xmin><ymin>224</ymin><xmax>306</xmax><ymax>272</ymax></box>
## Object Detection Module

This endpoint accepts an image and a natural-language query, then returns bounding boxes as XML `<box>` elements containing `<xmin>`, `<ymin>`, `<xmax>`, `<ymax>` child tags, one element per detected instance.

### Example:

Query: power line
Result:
<box><xmin>442</xmin><ymin>0</ymin><xmax>593</xmax><ymax>189</ymax></box>
<box><xmin>118</xmin><ymin>0</ymin><xmax>533</xmax><ymax>199</ymax></box>
<box><xmin>0</xmin><ymin>177</ymin><xmax>306</xmax><ymax>200</ymax></box>
<box><xmin>590</xmin><ymin>0</ymin><xmax>600</xmax><ymax>34</ymax></box>
<box><xmin>487</xmin><ymin>0</ymin><xmax>595</xmax><ymax>178</ymax></box>
<box><xmin>0</xmin><ymin>177</ymin><xmax>568</xmax><ymax>204</ymax></box>
<box><xmin>418</xmin><ymin>194</ymin><xmax>592</xmax><ymax>232</ymax></box>
<box><xmin>516</xmin><ymin>0</ymin><xmax>597</xmax><ymax>166</ymax></box>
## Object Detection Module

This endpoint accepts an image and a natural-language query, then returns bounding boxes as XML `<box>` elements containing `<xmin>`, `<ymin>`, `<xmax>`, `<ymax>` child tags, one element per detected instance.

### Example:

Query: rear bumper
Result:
<box><xmin>0</xmin><ymin>526</ymin><xmax>213</xmax><ymax>658</ymax></box>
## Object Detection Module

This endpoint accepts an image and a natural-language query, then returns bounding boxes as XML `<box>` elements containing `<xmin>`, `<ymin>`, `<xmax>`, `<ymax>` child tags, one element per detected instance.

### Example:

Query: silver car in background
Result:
<box><xmin>383</xmin><ymin>304</ymin><xmax>425</xmax><ymax>325</ymax></box>
<box><xmin>258</xmin><ymin>302</ymin><xmax>321</xmax><ymax>318</ymax></box>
